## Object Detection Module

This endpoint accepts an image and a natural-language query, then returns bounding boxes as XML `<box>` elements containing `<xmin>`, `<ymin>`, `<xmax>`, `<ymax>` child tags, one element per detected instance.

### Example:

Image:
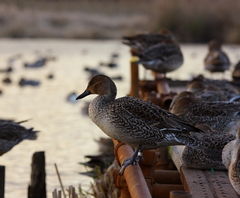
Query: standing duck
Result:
<box><xmin>204</xmin><ymin>39</ymin><xmax>230</xmax><ymax>75</ymax></box>
<box><xmin>122</xmin><ymin>29</ymin><xmax>175</xmax><ymax>55</ymax></box>
<box><xmin>0</xmin><ymin>120</ymin><xmax>39</xmax><ymax>156</ymax></box>
<box><xmin>76</xmin><ymin>75</ymin><xmax>203</xmax><ymax>173</ymax></box>
<box><xmin>222</xmin><ymin>129</ymin><xmax>240</xmax><ymax>194</ymax></box>
<box><xmin>123</xmin><ymin>29</ymin><xmax>183</xmax><ymax>78</ymax></box>
<box><xmin>136</xmin><ymin>41</ymin><xmax>184</xmax><ymax>76</ymax></box>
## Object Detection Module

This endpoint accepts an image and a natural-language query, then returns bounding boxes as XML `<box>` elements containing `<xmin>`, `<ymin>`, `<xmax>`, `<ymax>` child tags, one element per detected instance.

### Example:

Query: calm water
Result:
<box><xmin>0</xmin><ymin>39</ymin><xmax>239</xmax><ymax>197</ymax></box>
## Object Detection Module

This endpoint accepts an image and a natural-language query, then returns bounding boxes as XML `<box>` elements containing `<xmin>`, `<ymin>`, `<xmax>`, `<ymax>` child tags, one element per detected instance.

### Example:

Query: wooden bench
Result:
<box><xmin>170</xmin><ymin>146</ymin><xmax>240</xmax><ymax>198</ymax></box>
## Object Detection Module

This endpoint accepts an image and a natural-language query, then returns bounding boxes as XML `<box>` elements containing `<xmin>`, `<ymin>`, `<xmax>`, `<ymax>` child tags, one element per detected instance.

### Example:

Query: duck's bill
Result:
<box><xmin>76</xmin><ymin>90</ymin><xmax>91</xmax><ymax>100</ymax></box>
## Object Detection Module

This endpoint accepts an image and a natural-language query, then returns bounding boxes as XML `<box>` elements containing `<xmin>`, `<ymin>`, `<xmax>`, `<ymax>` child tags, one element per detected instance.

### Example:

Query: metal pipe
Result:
<box><xmin>113</xmin><ymin>140</ymin><xmax>152</xmax><ymax>198</ymax></box>
<box><xmin>170</xmin><ymin>190</ymin><xmax>193</xmax><ymax>198</ymax></box>
<box><xmin>154</xmin><ymin>170</ymin><xmax>181</xmax><ymax>184</ymax></box>
<box><xmin>130</xmin><ymin>51</ymin><xmax>139</xmax><ymax>98</ymax></box>
<box><xmin>152</xmin><ymin>184</ymin><xmax>184</xmax><ymax>198</ymax></box>
<box><xmin>156</xmin><ymin>78</ymin><xmax>171</xmax><ymax>95</ymax></box>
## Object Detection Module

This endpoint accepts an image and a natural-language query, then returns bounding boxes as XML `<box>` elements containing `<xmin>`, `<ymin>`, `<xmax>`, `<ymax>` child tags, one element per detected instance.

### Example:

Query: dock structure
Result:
<box><xmin>111</xmin><ymin>57</ymin><xmax>240</xmax><ymax>198</ymax></box>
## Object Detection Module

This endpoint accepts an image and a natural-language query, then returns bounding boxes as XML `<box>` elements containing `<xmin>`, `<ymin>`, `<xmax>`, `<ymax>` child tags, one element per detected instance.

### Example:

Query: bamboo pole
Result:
<box><xmin>113</xmin><ymin>139</ymin><xmax>151</xmax><ymax>198</ymax></box>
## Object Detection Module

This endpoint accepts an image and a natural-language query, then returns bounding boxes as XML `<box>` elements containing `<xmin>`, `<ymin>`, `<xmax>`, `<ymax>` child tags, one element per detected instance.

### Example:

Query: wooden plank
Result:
<box><xmin>180</xmin><ymin>167</ymin><xmax>214</xmax><ymax>198</ymax></box>
<box><xmin>170</xmin><ymin>146</ymin><xmax>240</xmax><ymax>198</ymax></box>
<box><xmin>204</xmin><ymin>170</ymin><xmax>240</xmax><ymax>198</ymax></box>
<box><xmin>170</xmin><ymin>146</ymin><xmax>185</xmax><ymax>172</ymax></box>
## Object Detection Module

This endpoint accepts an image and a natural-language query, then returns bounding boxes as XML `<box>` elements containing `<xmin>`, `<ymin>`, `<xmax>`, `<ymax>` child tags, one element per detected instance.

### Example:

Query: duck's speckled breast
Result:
<box><xmin>88</xmin><ymin>96</ymin><xmax>124</xmax><ymax>140</ymax></box>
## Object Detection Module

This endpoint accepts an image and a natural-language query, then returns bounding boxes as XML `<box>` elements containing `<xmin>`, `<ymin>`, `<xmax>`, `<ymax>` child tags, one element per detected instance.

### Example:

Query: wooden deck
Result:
<box><xmin>170</xmin><ymin>146</ymin><xmax>240</xmax><ymax>198</ymax></box>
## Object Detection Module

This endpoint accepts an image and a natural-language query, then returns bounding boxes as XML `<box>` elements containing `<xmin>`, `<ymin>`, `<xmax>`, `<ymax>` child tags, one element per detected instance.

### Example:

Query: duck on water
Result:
<box><xmin>76</xmin><ymin>75</ymin><xmax>203</xmax><ymax>174</ymax></box>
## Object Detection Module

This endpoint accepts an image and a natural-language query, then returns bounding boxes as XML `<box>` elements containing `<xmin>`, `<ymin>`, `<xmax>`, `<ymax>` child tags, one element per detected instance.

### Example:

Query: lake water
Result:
<box><xmin>0</xmin><ymin>39</ymin><xmax>239</xmax><ymax>197</ymax></box>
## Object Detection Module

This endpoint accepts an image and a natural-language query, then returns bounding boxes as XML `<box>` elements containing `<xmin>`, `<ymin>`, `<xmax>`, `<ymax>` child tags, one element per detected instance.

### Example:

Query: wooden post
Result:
<box><xmin>0</xmin><ymin>166</ymin><xmax>5</xmax><ymax>198</ymax></box>
<box><xmin>28</xmin><ymin>151</ymin><xmax>46</xmax><ymax>198</ymax></box>
<box><xmin>130</xmin><ymin>51</ymin><xmax>139</xmax><ymax>98</ymax></box>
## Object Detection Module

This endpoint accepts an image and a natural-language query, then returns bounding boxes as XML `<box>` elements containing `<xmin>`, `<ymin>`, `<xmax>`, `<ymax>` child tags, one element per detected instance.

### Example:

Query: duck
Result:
<box><xmin>222</xmin><ymin>128</ymin><xmax>240</xmax><ymax>194</ymax></box>
<box><xmin>0</xmin><ymin>119</ymin><xmax>39</xmax><ymax>156</ymax></box>
<box><xmin>204</xmin><ymin>39</ymin><xmax>230</xmax><ymax>75</ymax></box>
<box><xmin>187</xmin><ymin>76</ymin><xmax>240</xmax><ymax>100</ymax></box>
<box><xmin>232</xmin><ymin>60</ymin><xmax>240</xmax><ymax>82</ymax></box>
<box><xmin>169</xmin><ymin>91</ymin><xmax>240</xmax><ymax>136</ymax></box>
<box><xmin>76</xmin><ymin>75</ymin><xmax>203</xmax><ymax>174</ymax></box>
<box><xmin>135</xmin><ymin>41</ymin><xmax>184</xmax><ymax>76</ymax></box>
<box><xmin>122</xmin><ymin>29</ymin><xmax>175</xmax><ymax>55</ymax></box>
<box><xmin>181</xmin><ymin>124</ymin><xmax>235</xmax><ymax>170</ymax></box>
<box><xmin>195</xmin><ymin>85</ymin><xmax>227</xmax><ymax>102</ymax></box>
<box><xmin>123</xmin><ymin>29</ymin><xmax>183</xmax><ymax>78</ymax></box>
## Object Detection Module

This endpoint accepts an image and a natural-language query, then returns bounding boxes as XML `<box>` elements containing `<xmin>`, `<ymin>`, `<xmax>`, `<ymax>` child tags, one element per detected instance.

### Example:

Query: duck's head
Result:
<box><xmin>208</xmin><ymin>39</ymin><xmax>222</xmax><ymax>51</ymax></box>
<box><xmin>169</xmin><ymin>91</ymin><xmax>196</xmax><ymax>115</ymax></box>
<box><xmin>76</xmin><ymin>75</ymin><xmax>117</xmax><ymax>100</ymax></box>
<box><xmin>186</xmin><ymin>81</ymin><xmax>206</xmax><ymax>94</ymax></box>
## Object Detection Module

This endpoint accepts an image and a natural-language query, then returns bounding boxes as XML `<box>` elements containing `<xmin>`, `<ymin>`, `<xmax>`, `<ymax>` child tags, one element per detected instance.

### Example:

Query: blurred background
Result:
<box><xmin>1</xmin><ymin>0</ymin><xmax>240</xmax><ymax>43</ymax></box>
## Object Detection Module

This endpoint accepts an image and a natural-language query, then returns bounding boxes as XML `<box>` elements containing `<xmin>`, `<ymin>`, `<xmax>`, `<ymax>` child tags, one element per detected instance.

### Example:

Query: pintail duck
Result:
<box><xmin>122</xmin><ymin>29</ymin><xmax>176</xmax><ymax>55</ymax></box>
<box><xmin>195</xmin><ymin>85</ymin><xmax>227</xmax><ymax>102</ymax></box>
<box><xmin>169</xmin><ymin>91</ymin><xmax>240</xmax><ymax>136</ymax></box>
<box><xmin>181</xmin><ymin>124</ymin><xmax>235</xmax><ymax>170</ymax></box>
<box><xmin>187</xmin><ymin>76</ymin><xmax>240</xmax><ymax>100</ymax></box>
<box><xmin>222</xmin><ymin>128</ymin><xmax>240</xmax><ymax>194</ymax></box>
<box><xmin>135</xmin><ymin>41</ymin><xmax>184</xmax><ymax>76</ymax></box>
<box><xmin>0</xmin><ymin>119</ymin><xmax>39</xmax><ymax>156</ymax></box>
<box><xmin>123</xmin><ymin>29</ymin><xmax>183</xmax><ymax>77</ymax></box>
<box><xmin>232</xmin><ymin>61</ymin><xmax>240</xmax><ymax>82</ymax></box>
<box><xmin>204</xmin><ymin>39</ymin><xmax>230</xmax><ymax>74</ymax></box>
<box><xmin>76</xmin><ymin>75</ymin><xmax>203</xmax><ymax>173</ymax></box>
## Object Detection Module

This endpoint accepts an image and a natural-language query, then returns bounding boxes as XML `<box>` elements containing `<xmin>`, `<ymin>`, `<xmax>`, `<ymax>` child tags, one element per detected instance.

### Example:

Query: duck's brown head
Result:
<box><xmin>169</xmin><ymin>91</ymin><xmax>196</xmax><ymax>115</ymax></box>
<box><xmin>208</xmin><ymin>39</ymin><xmax>222</xmax><ymax>51</ymax></box>
<box><xmin>76</xmin><ymin>75</ymin><xmax>117</xmax><ymax>100</ymax></box>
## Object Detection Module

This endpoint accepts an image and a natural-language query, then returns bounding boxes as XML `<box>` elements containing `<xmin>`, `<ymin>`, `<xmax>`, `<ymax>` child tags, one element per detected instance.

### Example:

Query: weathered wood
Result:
<box><xmin>170</xmin><ymin>146</ymin><xmax>185</xmax><ymax>172</ymax></box>
<box><xmin>205</xmin><ymin>170</ymin><xmax>240</xmax><ymax>198</ymax></box>
<box><xmin>0</xmin><ymin>166</ymin><xmax>5</xmax><ymax>198</ymax></box>
<box><xmin>170</xmin><ymin>146</ymin><xmax>240</xmax><ymax>198</ymax></box>
<box><xmin>130</xmin><ymin>52</ymin><xmax>139</xmax><ymax>98</ymax></box>
<box><xmin>28</xmin><ymin>151</ymin><xmax>46</xmax><ymax>198</ymax></box>
<box><xmin>181</xmin><ymin>167</ymin><xmax>214</xmax><ymax>198</ymax></box>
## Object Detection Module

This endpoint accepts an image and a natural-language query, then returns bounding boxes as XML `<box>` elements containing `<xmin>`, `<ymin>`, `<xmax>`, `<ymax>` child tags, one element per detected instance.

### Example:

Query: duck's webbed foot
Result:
<box><xmin>119</xmin><ymin>145</ymin><xmax>142</xmax><ymax>174</ymax></box>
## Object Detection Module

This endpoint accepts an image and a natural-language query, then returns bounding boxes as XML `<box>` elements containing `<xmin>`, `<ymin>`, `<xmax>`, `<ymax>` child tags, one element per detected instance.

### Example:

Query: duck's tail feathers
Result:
<box><xmin>25</xmin><ymin>128</ymin><xmax>39</xmax><ymax>140</ymax></box>
<box><xmin>17</xmin><ymin>118</ymin><xmax>32</xmax><ymax>124</ymax></box>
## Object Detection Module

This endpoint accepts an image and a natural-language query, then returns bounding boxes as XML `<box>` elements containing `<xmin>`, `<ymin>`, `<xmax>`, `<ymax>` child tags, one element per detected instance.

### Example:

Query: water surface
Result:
<box><xmin>0</xmin><ymin>39</ymin><xmax>239</xmax><ymax>197</ymax></box>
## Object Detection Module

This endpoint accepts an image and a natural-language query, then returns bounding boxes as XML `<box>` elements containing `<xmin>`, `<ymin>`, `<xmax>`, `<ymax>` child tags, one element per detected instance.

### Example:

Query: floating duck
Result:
<box><xmin>222</xmin><ymin>128</ymin><xmax>240</xmax><ymax>194</ymax></box>
<box><xmin>18</xmin><ymin>78</ymin><xmax>40</xmax><ymax>87</ymax></box>
<box><xmin>76</xmin><ymin>75</ymin><xmax>203</xmax><ymax>174</ymax></box>
<box><xmin>0</xmin><ymin>120</ymin><xmax>39</xmax><ymax>156</ymax></box>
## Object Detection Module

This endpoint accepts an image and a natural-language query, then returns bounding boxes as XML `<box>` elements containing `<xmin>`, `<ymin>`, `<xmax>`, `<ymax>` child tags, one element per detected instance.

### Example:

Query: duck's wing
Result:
<box><xmin>138</xmin><ymin>43</ymin><xmax>183</xmax><ymax>61</ymax></box>
<box><xmin>115</xmin><ymin>96</ymin><xmax>202</xmax><ymax>134</ymax></box>
<box><xmin>0</xmin><ymin>122</ymin><xmax>38</xmax><ymax>141</ymax></box>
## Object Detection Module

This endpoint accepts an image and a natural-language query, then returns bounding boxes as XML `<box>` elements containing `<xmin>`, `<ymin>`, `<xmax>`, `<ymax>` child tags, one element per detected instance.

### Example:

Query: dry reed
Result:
<box><xmin>0</xmin><ymin>0</ymin><xmax>240</xmax><ymax>42</ymax></box>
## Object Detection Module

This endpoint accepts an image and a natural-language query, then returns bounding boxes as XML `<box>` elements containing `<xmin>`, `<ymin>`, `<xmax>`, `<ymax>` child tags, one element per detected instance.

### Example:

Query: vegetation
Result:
<box><xmin>0</xmin><ymin>0</ymin><xmax>240</xmax><ymax>43</ymax></box>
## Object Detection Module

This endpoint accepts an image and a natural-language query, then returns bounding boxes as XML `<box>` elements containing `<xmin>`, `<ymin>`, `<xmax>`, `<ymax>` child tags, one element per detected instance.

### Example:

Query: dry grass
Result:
<box><xmin>1</xmin><ymin>0</ymin><xmax>240</xmax><ymax>43</ymax></box>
